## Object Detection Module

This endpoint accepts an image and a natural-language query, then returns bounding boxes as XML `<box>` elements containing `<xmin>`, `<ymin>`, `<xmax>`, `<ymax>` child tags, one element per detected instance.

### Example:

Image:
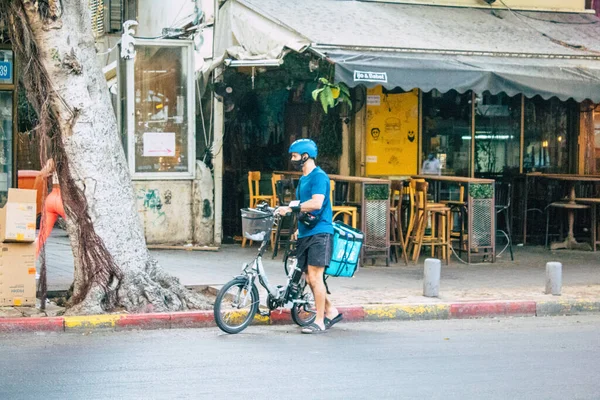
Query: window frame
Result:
<box><xmin>118</xmin><ymin>39</ymin><xmax>196</xmax><ymax>180</ymax></box>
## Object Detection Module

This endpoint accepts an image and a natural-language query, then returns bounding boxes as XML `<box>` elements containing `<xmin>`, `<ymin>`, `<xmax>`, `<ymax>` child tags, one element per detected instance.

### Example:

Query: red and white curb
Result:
<box><xmin>1</xmin><ymin>300</ymin><xmax>599</xmax><ymax>333</ymax></box>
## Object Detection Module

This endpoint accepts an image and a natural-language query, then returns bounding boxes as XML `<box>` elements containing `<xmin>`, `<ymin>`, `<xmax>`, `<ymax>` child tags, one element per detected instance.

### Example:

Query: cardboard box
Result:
<box><xmin>0</xmin><ymin>242</ymin><xmax>36</xmax><ymax>307</ymax></box>
<box><xmin>0</xmin><ymin>189</ymin><xmax>37</xmax><ymax>243</ymax></box>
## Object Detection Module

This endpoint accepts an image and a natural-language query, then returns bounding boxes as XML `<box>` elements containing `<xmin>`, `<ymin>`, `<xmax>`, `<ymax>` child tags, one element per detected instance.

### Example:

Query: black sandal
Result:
<box><xmin>324</xmin><ymin>313</ymin><xmax>343</xmax><ymax>329</ymax></box>
<box><xmin>301</xmin><ymin>323</ymin><xmax>327</xmax><ymax>334</ymax></box>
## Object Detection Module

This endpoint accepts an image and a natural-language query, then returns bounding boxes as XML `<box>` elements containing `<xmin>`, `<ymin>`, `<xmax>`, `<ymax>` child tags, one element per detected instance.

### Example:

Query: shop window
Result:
<box><xmin>119</xmin><ymin>40</ymin><xmax>195</xmax><ymax>179</ymax></box>
<box><xmin>422</xmin><ymin>90</ymin><xmax>472</xmax><ymax>176</ymax></box>
<box><xmin>523</xmin><ymin>97</ymin><xmax>570</xmax><ymax>174</ymax></box>
<box><xmin>594</xmin><ymin>110</ymin><xmax>600</xmax><ymax>172</ymax></box>
<box><xmin>0</xmin><ymin>91</ymin><xmax>13</xmax><ymax>206</ymax></box>
<box><xmin>474</xmin><ymin>92</ymin><xmax>521</xmax><ymax>177</ymax></box>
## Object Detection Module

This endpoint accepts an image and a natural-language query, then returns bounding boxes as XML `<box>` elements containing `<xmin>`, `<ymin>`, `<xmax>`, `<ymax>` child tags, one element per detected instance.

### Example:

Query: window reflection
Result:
<box><xmin>422</xmin><ymin>90</ymin><xmax>472</xmax><ymax>176</ymax></box>
<box><xmin>474</xmin><ymin>92</ymin><xmax>521</xmax><ymax>177</ymax></box>
<box><xmin>0</xmin><ymin>91</ymin><xmax>13</xmax><ymax>206</ymax></box>
<box><xmin>523</xmin><ymin>97</ymin><xmax>570</xmax><ymax>174</ymax></box>
<box><xmin>134</xmin><ymin>46</ymin><xmax>189</xmax><ymax>173</ymax></box>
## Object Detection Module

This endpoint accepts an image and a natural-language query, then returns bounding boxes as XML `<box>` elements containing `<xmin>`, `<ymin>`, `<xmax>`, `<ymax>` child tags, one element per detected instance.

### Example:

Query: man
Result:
<box><xmin>278</xmin><ymin>139</ymin><xmax>342</xmax><ymax>334</ymax></box>
<box><xmin>422</xmin><ymin>152</ymin><xmax>441</xmax><ymax>175</ymax></box>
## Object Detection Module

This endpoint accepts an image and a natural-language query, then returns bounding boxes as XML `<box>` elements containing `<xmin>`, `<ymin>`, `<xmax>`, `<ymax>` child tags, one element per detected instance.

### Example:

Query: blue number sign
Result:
<box><xmin>0</xmin><ymin>61</ymin><xmax>12</xmax><ymax>81</ymax></box>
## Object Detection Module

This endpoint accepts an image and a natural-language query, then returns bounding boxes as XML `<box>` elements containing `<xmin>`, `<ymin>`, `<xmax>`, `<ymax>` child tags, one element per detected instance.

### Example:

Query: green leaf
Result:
<box><xmin>312</xmin><ymin>87</ymin><xmax>324</xmax><ymax>101</ymax></box>
<box><xmin>323</xmin><ymin>86</ymin><xmax>335</xmax><ymax>109</ymax></box>
<box><xmin>319</xmin><ymin>77</ymin><xmax>330</xmax><ymax>85</ymax></box>
<box><xmin>339</xmin><ymin>83</ymin><xmax>350</xmax><ymax>97</ymax></box>
<box><xmin>320</xmin><ymin>91</ymin><xmax>330</xmax><ymax>113</ymax></box>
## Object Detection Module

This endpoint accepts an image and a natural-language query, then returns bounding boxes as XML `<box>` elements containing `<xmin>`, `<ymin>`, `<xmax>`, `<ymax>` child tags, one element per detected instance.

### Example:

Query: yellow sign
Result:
<box><xmin>365</xmin><ymin>87</ymin><xmax>419</xmax><ymax>176</ymax></box>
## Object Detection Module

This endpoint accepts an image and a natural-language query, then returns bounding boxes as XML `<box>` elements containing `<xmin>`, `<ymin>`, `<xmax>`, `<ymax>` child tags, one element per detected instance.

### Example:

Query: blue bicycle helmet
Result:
<box><xmin>288</xmin><ymin>139</ymin><xmax>318</xmax><ymax>158</ymax></box>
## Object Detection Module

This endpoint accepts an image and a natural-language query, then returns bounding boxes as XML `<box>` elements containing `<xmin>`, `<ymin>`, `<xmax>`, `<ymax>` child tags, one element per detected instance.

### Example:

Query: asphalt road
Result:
<box><xmin>1</xmin><ymin>316</ymin><xmax>599</xmax><ymax>400</ymax></box>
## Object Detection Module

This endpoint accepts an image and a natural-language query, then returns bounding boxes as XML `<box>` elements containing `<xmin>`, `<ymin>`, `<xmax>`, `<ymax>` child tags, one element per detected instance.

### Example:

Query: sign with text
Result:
<box><xmin>0</xmin><ymin>61</ymin><xmax>12</xmax><ymax>83</ymax></box>
<box><xmin>354</xmin><ymin>70</ymin><xmax>387</xmax><ymax>83</ymax></box>
<box><xmin>143</xmin><ymin>132</ymin><xmax>176</xmax><ymax>157</ymax></box>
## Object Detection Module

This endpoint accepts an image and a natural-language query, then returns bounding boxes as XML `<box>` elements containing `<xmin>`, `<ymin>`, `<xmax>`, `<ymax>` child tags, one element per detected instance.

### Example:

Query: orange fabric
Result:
<box><xmin>36</xmin><ymin>187</ymin><xmax>66</xmax><ymax>258</ymax></box>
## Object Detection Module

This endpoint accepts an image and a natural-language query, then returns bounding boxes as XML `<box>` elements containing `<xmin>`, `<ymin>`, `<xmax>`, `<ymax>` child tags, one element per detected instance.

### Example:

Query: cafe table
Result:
<box><xmin>575</xmin><ymin>198</ymin><xmax>600</xmax><ymax>252</ymax></box>
<box><xmin>275</xmin><ymin>171</ymin><xmax>392</xmax><ymax>265</ymax></box>
<box><xmin>523</xmin><ymin>174</ymin><xmax>600</xmax><ymax>250</ymax></box>
<box><xmin>413</xmin><ymin>175</ymin><xmax>496</xmax><ymax>264</ymax></box>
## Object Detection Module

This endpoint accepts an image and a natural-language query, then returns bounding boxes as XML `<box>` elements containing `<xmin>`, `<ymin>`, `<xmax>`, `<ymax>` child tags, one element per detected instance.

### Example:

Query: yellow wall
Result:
<box><xmin>364</xmin><ymin>0</ymin><xmax>588</xmax><ymax>12</ymax></box>
<box><xmin>365</xmin><ymin>87</ymin><xmax>419</xmax><ymax>176</ymax></box>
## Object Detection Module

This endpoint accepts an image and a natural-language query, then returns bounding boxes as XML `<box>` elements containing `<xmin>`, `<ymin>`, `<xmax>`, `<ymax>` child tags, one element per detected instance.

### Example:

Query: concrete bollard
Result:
<box><xmin>545</xmin><ymin>262</ymin><xmax>562</xmax><ymax>296</ymax></box>
<box><xmin>423</xmin><ymin>258</ymin><xmax>441</xmax><ymax>297</ymax></box>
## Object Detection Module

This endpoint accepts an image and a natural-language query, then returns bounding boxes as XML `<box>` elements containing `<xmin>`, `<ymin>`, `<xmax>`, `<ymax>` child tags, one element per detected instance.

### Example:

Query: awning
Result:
<box><xmin>216</xmin><ymin>0</ymin><xmax>600</xmax><ymax>102</ymax></box>
<box><xmin>320</xmin><ymin>48</ymin><xmax>600</xmax><ymax>102</ymax></box>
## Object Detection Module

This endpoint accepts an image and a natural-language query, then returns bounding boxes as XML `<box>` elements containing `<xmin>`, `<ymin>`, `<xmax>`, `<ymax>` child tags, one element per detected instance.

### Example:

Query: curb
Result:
<box><xmin>1</xmin><ymin>299</ymin><xmax>599</xmax><ymax>333</ymax></box>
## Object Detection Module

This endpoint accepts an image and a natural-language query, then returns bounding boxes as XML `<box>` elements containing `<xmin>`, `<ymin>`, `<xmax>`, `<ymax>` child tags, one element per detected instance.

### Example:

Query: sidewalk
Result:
<box><xmin>41</xmin><ymin>229</ymin><xmax>600</xmax><ymax>306</ymax></box>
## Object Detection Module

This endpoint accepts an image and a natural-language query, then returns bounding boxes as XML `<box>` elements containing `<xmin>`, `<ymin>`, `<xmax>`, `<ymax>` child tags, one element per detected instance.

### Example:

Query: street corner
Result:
<box><xmin>450</xmin><ymin>301</ymin><xmax>537</xmax><ymax>319</ymax></box>
<box><xmin>363</xmin><ymin>304</ymin><xmax>450</xmax><ymax>322</ymax></box>
<box><xmin>536</xmin><ymin>299</ymin><xmax>600</xmax><ymax>317</ymax></box>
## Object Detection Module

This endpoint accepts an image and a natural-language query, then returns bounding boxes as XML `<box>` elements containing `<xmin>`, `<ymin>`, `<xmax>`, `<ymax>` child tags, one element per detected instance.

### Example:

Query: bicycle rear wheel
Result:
<box><xmin>214</xmin><ymin>277</ymin><xmax>259</xmax><ymax>334</ymax></box>
<box><xmin>291</xmin><ymin>281</ymin><xmax>316</xmax><ymax>327</ymax></box>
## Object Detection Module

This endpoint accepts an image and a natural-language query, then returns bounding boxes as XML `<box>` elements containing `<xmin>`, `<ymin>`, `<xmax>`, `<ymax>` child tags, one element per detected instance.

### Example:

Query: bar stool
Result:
<box><xmin>389</xmin><ymin>180</ymin><xmax>409</xmax><ymax>265</ymax></box>
<box><xmin>330</xmin><ymin>180</ymin><xmax>358</xmax><ymax>228</ymax></box>
<box><xmin>545</xmin><ymin>201</ymin><xmax>590</xmax><ymax>249</ymax></box>
<box><xmin>407</xmin><ymin>181</ymin><xmax>451</xmax><ymax>264</ymax></box>
<box><xmin>442</xmin><ymin>185</ymin><xmax>467</xmax><ymax>255</ymax></box>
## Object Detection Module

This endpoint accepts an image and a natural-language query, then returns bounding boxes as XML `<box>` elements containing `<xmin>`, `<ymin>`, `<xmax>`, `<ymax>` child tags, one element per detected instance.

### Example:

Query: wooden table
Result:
<box><xmin>575</xmin><ymin>198</ymin><xmax>600</xmax><ymax>252</ymax></box>
<box><xmin>413</xmin><ymin>175</ymin><xmax>496</xmax><ymax>263</ymax></box>
<box><xmin>523</xmin><ymin>174</ymin><xmax>600</xmax><ymax>250</ymax></box>
<box><xmin>275</xmin><ymin>171</ymin><xmax>392</xmax><ymax>265</ymax></box>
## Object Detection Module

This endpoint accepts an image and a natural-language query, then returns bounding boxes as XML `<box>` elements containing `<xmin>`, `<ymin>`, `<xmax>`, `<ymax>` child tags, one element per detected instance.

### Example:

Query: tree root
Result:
<box><xmin>64</xmin><ymin>258</ymin><xmax>213</xmax><ymax>316</ymax></box>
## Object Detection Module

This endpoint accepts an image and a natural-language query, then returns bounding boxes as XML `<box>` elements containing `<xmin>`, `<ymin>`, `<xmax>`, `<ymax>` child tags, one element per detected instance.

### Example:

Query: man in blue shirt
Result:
<box><xmin>279</xmin><ymin>139</ymin><xmax>342</xmax><ymax>334</ymax></box>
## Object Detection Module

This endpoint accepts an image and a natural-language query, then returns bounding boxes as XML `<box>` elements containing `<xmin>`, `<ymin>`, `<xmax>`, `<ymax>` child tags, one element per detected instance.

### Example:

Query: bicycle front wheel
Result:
<box><xmin>214</xmin><ymin>277</ymin><xmax>259</xmax><ymax>334</ymax></box>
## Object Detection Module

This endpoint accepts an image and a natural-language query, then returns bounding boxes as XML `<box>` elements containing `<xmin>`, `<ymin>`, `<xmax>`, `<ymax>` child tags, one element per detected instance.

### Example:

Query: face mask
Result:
<box><xmin>291</xmin><ymin>159</ymin><xmax>303</xmax><ymax>171</ymax></box>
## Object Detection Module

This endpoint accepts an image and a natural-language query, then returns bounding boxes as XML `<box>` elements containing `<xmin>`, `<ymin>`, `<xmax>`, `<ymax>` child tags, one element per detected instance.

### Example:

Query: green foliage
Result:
<box><xmin>365</xmin><ymin>184</ymin><xmax>390</xmax><ymax>201</ymax></box>
<box><xmin>469</xmin><ymin>183</ymin><xmax>493</xmax><ymax>199</ymax></box>
<box><xmin>318</xmin><ymin>109</ymin><xmax>343</xmax><ymax>158</ymax></box>
<box><xmin>312</xmin><ymin>78</ymin><xmax>352</xmax><ymax>114</ymax></box>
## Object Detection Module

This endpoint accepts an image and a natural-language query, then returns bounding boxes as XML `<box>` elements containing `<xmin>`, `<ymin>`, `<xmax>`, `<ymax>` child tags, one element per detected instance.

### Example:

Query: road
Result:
<box><xmin>1</xmin><ymin>316</ymin><xmax>599</xmax><ymax>400</ymax></box>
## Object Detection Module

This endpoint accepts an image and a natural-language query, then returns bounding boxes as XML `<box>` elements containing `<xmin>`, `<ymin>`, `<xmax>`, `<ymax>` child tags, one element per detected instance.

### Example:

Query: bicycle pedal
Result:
<box><xmin>257</xmin><ymin>310</ymin><xmax>271</xmax><ymax>317</ymax></box>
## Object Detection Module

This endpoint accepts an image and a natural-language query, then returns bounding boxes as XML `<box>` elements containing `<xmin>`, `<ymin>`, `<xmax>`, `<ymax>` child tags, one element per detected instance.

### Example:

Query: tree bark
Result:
<box><xmin>6</xmin><ymin>0</ymin><xmax>210</xmax><ymax>314</ymax></box>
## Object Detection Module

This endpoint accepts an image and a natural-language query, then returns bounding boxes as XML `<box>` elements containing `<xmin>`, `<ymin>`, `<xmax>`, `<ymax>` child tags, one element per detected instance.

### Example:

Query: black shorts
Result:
<box><xmin>296</xmin><ymin>233</ymin><xmax>333</xmax><ymax>271</ymax></box>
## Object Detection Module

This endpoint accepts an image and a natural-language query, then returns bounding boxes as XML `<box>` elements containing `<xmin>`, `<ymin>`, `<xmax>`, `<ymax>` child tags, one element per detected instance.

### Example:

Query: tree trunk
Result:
<box><xmin>4</xmin><ymin>0</ymin><xmax>210</xmax><ymax>314</ymax></box>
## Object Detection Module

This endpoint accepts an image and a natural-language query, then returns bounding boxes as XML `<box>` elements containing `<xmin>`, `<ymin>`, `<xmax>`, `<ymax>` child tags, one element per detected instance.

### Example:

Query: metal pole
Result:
<box><xmin>519</xmin><ymin>94</ymin><xmax>525</xmax><ymax>174</ymax></box>
<box><xmin>471</xmin><ymin>92</ymin><xmax>476</xmax><ymax>178</ymax></box>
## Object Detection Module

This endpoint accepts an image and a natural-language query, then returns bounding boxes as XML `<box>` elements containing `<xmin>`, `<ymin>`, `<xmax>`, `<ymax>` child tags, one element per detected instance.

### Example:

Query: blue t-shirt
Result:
<box><xmin>296</xmin><ymin>167</ymin><xmax>334</xmax><ymax>238</ymax></box>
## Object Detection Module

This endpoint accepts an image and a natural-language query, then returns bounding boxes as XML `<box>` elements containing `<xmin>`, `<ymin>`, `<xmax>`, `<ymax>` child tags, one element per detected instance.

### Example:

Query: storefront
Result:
<box><xmin>212</xmin><ymin>0</ymin><xmax>600</xmax><ymax>241</ymax></box>
<box><xmin>0</xmin><ymin>44</ymin><xmax>16</xmax><ymax>207</ymax></box>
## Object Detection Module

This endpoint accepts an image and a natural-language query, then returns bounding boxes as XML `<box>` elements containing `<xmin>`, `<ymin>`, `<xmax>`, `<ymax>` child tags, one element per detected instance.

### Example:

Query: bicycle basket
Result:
<box><xmin>240</xmin><ymin>208</ymin><xmax>274</xmax><ymax>241</ymax></box>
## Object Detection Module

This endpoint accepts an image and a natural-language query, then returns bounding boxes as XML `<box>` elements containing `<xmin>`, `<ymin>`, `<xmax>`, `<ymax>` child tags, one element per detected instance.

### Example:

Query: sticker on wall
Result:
<box><xmin>366</xmin><ymin>156</ymin><xmax>378</xmax><ymax>163</ymax></box>
<box><xmin>367</xmin><ymin>95</ymin><xmax>381</xmax><ymax>106</ymax></box>
<box><xmin>143</xmin><ymin>132</ymin><xmax>176</xmax><ymax>157</ymax></box>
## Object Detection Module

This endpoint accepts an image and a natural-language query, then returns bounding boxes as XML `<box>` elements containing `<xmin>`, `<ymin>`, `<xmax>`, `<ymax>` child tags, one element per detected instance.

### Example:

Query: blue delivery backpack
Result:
<box><xmin>326</xmin><ymin>222</ymin><xmax>364</xmax><ymax>278</ymax></box>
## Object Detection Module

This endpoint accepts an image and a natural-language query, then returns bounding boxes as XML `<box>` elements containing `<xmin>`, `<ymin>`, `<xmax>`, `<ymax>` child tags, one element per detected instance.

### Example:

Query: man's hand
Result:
<box><xmin>277</xmin><ymin>206</ymin><xmax>292</xmax><ymax>216</ymax></box>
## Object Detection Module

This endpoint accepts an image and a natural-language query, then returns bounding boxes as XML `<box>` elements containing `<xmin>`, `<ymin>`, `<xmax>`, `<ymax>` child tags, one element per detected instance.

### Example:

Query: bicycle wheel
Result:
<box><xmin>214</xmin><ymin>277</ymin><xmax>259</xmax><ymax>334</ymax></box>
<box><xmin>291</xmin><ymin>281</ymin><xmax>316</xmax><ymax>327</ymax></box>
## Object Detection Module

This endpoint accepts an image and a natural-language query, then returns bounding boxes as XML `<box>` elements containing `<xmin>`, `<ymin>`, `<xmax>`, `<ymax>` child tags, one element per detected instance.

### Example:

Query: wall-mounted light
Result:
<box><xmin>542</xmin><ymin>140</ymin><xmax>549</xmax><ymax>148</ymax></box>
<box><xmin>558</xmin><ymin>136</ymin><xmax>563</xmax><ymax>142</ymax></box>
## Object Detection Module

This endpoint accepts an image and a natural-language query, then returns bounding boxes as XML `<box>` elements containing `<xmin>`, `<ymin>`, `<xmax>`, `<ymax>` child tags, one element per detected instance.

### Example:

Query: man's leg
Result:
<box><xmin>306</xmin><ymin>265</ymin><xmax>327</xmax><ymax>330</ymax></box>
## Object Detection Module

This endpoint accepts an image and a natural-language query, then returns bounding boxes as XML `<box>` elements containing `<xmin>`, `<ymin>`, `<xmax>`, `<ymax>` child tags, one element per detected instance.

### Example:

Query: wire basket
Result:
<box><xmin>240</xmin><ymin>208</ymin><xmax>274</xmax><ymax>241</ymax></box>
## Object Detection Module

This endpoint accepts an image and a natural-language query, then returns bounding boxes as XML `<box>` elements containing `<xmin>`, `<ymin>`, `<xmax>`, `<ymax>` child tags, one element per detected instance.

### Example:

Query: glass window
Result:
<box><xmin>474</xmin><ymin>92</ymin><xmax>521</xmax><ymax>177</ymax></box>
<box><xmin>523</xmin><ymin>97</ymin><xmax>570</xmax><ymax>174</ymax></box>
<box><xmin>0</xmin><ymin>50</ymin><xmax>13</xmax><ymax>85</ymax></box>
<box><xmin>0</xmin><ymin>91</ymin><xmax>13</xmax><ymax>206</ymax></box>
<box><xmin>131</xmin><ymin>43</ymin><xmax>193</xmax><ymax>176</ymax></box>
<box><xmin>422</xmin><ymin>90</ymin><xmax>472</xmax><ymax>176</ymax></box>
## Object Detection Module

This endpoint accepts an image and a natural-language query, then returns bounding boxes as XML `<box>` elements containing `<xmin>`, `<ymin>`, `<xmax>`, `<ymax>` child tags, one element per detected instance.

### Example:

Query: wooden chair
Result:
<box><xmin>389</xmin><ymin>180</ymin><xmax>409</xmax><ymax>265</ymax></box>
<box><xmin>406</xmin><ymin>181</ymin><xmax>451</xmax><ymax>264</ymax></box>
<box><xmin>330</xmin><ymin>180</ymin><xmax>358</xmax><ymax>228</ymax></box>
<box><xmin>442</xmin><ymin>185</ymin><xmax>467</xmax><ymax>254</ymax></box>
<box><xmin>271</xmin><ymin>173</ymin><xmax>284</xmax><ymax>206</ymax></box>
<box><xmin>243</xmin><ymin>171</ymin><xmax>275</xmax><ymax>248</ymax></box>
